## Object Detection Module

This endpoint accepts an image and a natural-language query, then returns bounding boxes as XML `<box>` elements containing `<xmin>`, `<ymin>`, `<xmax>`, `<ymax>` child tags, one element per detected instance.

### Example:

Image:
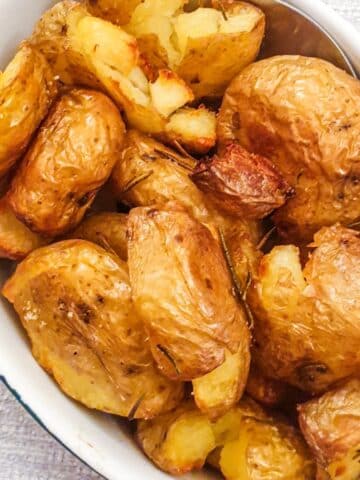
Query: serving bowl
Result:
<box><xmin>0</xmin><ymin>1</ymin><xmax>359</xmax><ymax>479</ymax></box>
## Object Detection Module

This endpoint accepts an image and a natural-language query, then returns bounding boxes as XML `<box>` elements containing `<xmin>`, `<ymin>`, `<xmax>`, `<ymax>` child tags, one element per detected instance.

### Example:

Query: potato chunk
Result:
<box><xmin>192</xmin><ymin>143</ymin><xmax>293</xmax><ymax>219</ymax></box>
<box><xmin>70</xmin><ymin>212</ymin><xmax>128</xmax><ymax>261</ymax></box>
<box><xmin>85</xmin><ymin>0</ymin><xmax>143</xmax><ymax>25</ymax></box>
<box><xmin>0</xmin><ymin>43</ymin><xmax>57</xmax><ymax>178</ymax></box>
<box><xmin>127</xmin><ymin>203</ymin><xmax>250</xmax><ymax>381</ymax></box>
<box><xmin>7</xmin><ymin>89</ymin><xmax>125</xmax><ymax>237</ymax></box>
<box><xmin>249</xmin><ymin>225</ymin><xmax>360</xmax><ymax>393</ymax></box>
<box><xmin>2</xmin><ymin>240</ymin><xmax>183</xmax><ymax>418</ymax></box>
<box><xmin>299</xmin><ymin>379</ymin><xmax>360</xmax><ymax>480</ymax></box>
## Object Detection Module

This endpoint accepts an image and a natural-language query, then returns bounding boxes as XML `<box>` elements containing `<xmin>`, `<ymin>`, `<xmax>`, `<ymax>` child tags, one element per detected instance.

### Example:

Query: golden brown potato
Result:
<box><xmin>137</xmin><ymin>401</ymin><xmax>216</xmax><ymax>475</ymax></box>
<box><xmin>218</xmin><ymin>56</ymin><xmax>360</xmax><ymax>243</ymax></box>
<box><xmin>125</xmin><ymin>0</ymin><xmax>265</xmax><ymax>98</ymax></box>
<box><xmin>0</xmin><ymin>199</ymin><xmax>48</xmax><ymax>260</ymax></box>
<box><xmin>192</xmin><ymin>143</ymin><xmax>293</xmax><ymax>219</ymax></box>
<box><xmin>249</xmin><ymin>225</ymin><xmax>360</xmax><ymax>393</ymax></box>
<box><xmin>85</xmin><ymin>0</ymin><xmax>143</xmax><ymax>25</ymax></box>
<box><xmin>299</xmin><ymin>379</ymin><xmax>360</xmax><ymax>480</ymax></box>
<box><xmin>2</xmin><ymin>240</ymin><xmax>183</xmax><ymax>418</ymax></box>
<box><xmin>0</xmin><ymin>43</ymin><xmax>57</xmax><ymax>179</ymax></box>
<box><xmin>7</xmin><ymin>89</ymin><xmax>125</xmax><ymax>237</ymax></box>
<box><xmin>30</xmin><ymin>1</ymin><xmax>215</xmax><ymax>154</ymax></box>
<box><xmin>127</xmin><ymin>203</ymin><xmax>251</xmax><ymax>381</ymax></box>
<box><xmin>70</xmin><ymin>212</ymin><xmax>128</xmax><ymax>261</ymax></box>
<box><xmin>138</xmin><ymin>397</ymin><xmax>315</xmax><ymax>478</ymax></box>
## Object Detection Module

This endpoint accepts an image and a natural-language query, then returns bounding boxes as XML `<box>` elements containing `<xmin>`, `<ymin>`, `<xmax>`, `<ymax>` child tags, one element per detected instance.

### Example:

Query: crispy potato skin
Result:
<box><xmin>0</xmin><ymin>43</ymin><xmax>57</xmax><ymax>179</ymax></box>
<box><xmin>299</xmin><ymin>379</ymin><xmax>360</xmax><ymax>480</ymax></box>
<box><xmin>192</xmin><ymin>143</ymin><xmax>293</xmax><ymax>219</ymax></box>
<box><xmin>218</xmin><ymin>56</ymin><xmax>360</xmax><ymax>243</ymax></box>
<box><xmin>111</xmin><ymin>130</ymin><xmax>261</xmax><ymax>288</ymax></box>
<box><xmin>7</xmin><ymin>89</ymin><xmax>125</xmax><ymax>237</ymax></box>
<box><xmin>127</xmin><ymin>203</ymin><xmax>250</xmax><ymax>381</ymax></box>
<box><xmin>70</xmin><ymin>212</ymin><xmax>128</xmax><ymax>261</ymax></box>
<box><xmin>85</xmin><ymin>0</ymin><xmax>143</xmax><ymax>25</ymax></box>
<box><xmin>2</xmin><ymin>240</ymin><xmax>183</xmax><ymax>418</ymax></box>
<box><xmin>245</xmin><ymin>366</ymin><xmax>294</xmax><ymax>408</ymax></box>
<box><xmin>0</xmin><ymin>199</ymin><xmax>48</xmax><ymax>260</ymax></box>
<box><xmin>249</xmin><ymin>225</ymin><xmax>360</xmax><ymax>393</ymax></box>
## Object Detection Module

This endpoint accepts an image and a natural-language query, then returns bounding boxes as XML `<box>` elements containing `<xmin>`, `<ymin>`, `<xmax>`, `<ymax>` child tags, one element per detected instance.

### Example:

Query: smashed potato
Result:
<box><xmin>249</xmin><ymin>224</ymin><xmax>360</xmax><ymax>393</ymax></box>
<box><xmin>124</xmin><ymin>0</ymin><xmax>265</xmax><ymax>98</ymax></box>
<box><xmin>30</xmin><ymin>1</ymin><xmax>215</xmax><ymax>153</ymax></box>
<box><xmin>70</xmin><ymin>212</ymin><xmax>128</xmax><ymax>261</ymax></box>
<box><xmin>85</xmin><ymin>0</ymin><xmax>143</xmax><ymax>25</ymax></box>
<box><xmin>192</xmin><ymin>143</ymin><xmax>293</xmax><ymax>219</ymax></box>
<box><xmin>0</xmin><ymin>43</ymin><xmax>57</xmax><ymax>179</ymax></box>
<box><xmin>2</xmin><ymin>240</ymin><xmax>183</xmax><ymax>418</ymax></box>
<box><xmin>299</xmin><ymin>379</ymin><xmax>360</xmax><ymax>480</ymax></box>
<box><xmin>127</xmin><ymin>203</ymin><xmax>251</xmax><ymax>381</ymax></box>
<box><xmin>7</xmin><ymin>89</ymin><xmax>125</xmax><ymax>237</ymax></box>
<box><xmin>0</xmin><ymin>199</ymin><xmax>48</xmax><ymax>260</ymax></box>
<box><xmin>218</xmin><ymin>56</ymin><xmax>360</xmax><ymax>242</ymax></box>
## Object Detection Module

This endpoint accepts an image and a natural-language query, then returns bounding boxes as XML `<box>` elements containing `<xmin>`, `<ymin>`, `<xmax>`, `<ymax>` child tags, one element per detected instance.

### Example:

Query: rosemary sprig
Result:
<box><xmin>157</xmin><ymin>344</ymin><xmax>180</xmax><ymax>375</ymax></box>
<box><xmin>127</xmin><ymin>393</ymin><xmax>146</xmax><ymax>421</ymax></box>
<box><xmin>154</xmin><ymin>147</ymin><xmax>196</xmax><ymax>171</ymax></box>
<box><xmin>257</xmin><ymin>226</ymin><xmax>277</xmax><ymax>250</ymax></box>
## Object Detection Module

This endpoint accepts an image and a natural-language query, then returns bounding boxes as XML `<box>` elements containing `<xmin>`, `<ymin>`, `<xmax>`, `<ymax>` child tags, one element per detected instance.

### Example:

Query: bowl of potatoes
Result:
<box><xmin>0</xmin><ymin>1</ymin><xmax>359</xmax><ymax>479</ymax></box>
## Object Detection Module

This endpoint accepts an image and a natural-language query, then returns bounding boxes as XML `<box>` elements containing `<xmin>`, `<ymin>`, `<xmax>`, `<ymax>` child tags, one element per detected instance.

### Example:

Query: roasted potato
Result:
<box><xmin>85</xmin><ymin>0</ymin><xmax>143</xmax><ymax>25</ymax></box>
<box><xmin>0</xmin><ymin>198</ymin><xmax>48</xmax><ymax>260</ymax></box>
<box><xmin>138</xmin><ymin>397</ymin><xmax>315</xmax><ymax>478</ymax></box>
<box><xmin>249</xmin><ymin>224</ymin><xmax>360</xmax><ymax>393</ymax></box>
<box><xmin>2</xmin><ymin>240</ymin><xmax>183</xmax><ymax>418</ymax></box>
<box><xmin>192</xmin><ymin>143</ymin><xmax>293</xmax><ymax>219</ymax></box>
<box><xmin>7</xmin><ymin>89</ymin><xmax>125</xmax><ymax>237</ymax></box>
<box><xmin>124</xmin><ymin>0</ymin><xmax>265</xmax><ymax>98</ymax></box>
<box><xmin>218</xmin><ymin>56</ymin><xmax>360</xmax><ymax>243</ymax></box>
<box><xmin>70</xmin><ymin>212</ymin><xmax>128</xmax><ymax>261</ymax></box>
<box><xmin>30</xmin><ymin>1</ymin><xmax>215</xmax><ymax>154</ymax></box>
<box><xmin>0</xmin><ymin>43</ymin><xmax>57</xmax><ymax>179</ymax></box>
<box><xmin>137</xmin><ymin>400</ymin><xmax>216</xmax><ymax>475</ymax></box>
<box><xmin>299</xmin><ymin>379</ymin><xmax>360</xmax><ymax>480</ymax></box>
<box><xmin>111</xmin><ymin>130</ymin><xmax>261</xmax><ymax>288</ymax></box>
<box><xmin>127</xmin><ymin>203</ymin><xmax>251</xmax><ymax>382</ymax></box>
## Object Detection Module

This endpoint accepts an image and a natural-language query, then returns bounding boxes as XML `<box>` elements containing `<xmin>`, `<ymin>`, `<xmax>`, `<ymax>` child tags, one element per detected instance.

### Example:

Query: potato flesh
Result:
<box><xmin>249</xmin><ymin>225</ymin><xmax>360</xmax><ymax>393</ymax></box>
<box><xmin>2</xmin><ymin>240</ymin><xmax>183</xmax><ymax>418</ymax></box>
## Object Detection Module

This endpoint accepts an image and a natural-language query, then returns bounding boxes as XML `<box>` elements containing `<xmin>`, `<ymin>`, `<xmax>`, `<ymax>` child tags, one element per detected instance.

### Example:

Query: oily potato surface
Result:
<box><xmin>127</xmin><ymin>203</ymin><xmax>251</xmax><ymax>381</ymax></box>
<box><xmin>249</xmin><ymin>224</ymin><xmax>360</xmax><ymax>393</ymax></box>
<box><xmin>218</xmin><ymin>55</ymin><xmax>360</xmax><ymax>243</ymax></box>
<box><xmin>0</xmin><ymin>43</ymin><xmax>57</xmax><ymax>179</ymax></box>
<box><xmin>2</xmin><ymin>240</ymin><xmax>183</xmax><ymax>418</ymax></box>
<box><xmin>299</xmin><ymin>379</ymin><xmax>360</xmax><ymax>480</ymax></box>
<box><xmin>7</xmin><ymin>88</ymin><xmax>125</xmax><ymax>237</ymax></box>
<box><xmin>85</xmin><ymin>0</ymin><xmax>143</xmax><ymax>25</ymax></box>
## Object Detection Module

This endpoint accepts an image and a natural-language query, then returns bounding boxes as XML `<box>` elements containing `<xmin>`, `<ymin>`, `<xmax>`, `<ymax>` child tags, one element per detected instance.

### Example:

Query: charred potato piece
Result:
<box><xmin>127</xmin><ymin>203</ymin><xmax>251</xmax><ymax>381</ymax></box>
<box><xmin>30</xmin><ymin>1</ymin><xmax>214</xmax><ymax>154</ymax></box>
<box><xmin>299</xmin><ymin>379</ymin><xmax>360</xmax><ymax>480</ymax></box>
<box><xmin>85</xmin><ymin>0</ymin><xmax>143</xmax><ymax>25</ymax></box>
<box><xmin>125</xmin><ymin>0</ymin><xmax>265</xmax><ymax>98</ymax></box>
<box><xmin>70</xmin><ymin>212</ymin><xmax>128</xmax><ymax>261</ymax></box>
<box><xmin>137</xmin><ymin>400</ymin><xmax>216</xmax><ymax>475</ymax></box>
<box><xmin>0</xmin><ymin>199</ymin><xmax>48</xmax><ymax>260</ymax></box>
<box><xmin>249</xmin><ymin>225</ymin><xmax>360</xmax><ymax>393</ymax></box>
<box><xmin>0</xmin><ymin>43</ymin><xmax>57</xmax><ymax>179</ymax></box>
<box><xmin>218</xmin><ymin>56</ymin><xmax>360</xmax><ymax>243</ymax></box>
<box><xmin>2</xmin><ymin>240</ymin><xmax>183</xmax><ymax>418</ymax></box>
<box><xmin>7</xmin><ymin>89</ymin><xmax>125</xmax><ymax>237</ymax></box>
<box><xmin>192</xmin><ymin>143</ymin><xmax>293</xmax><ymax>219</ymax></box>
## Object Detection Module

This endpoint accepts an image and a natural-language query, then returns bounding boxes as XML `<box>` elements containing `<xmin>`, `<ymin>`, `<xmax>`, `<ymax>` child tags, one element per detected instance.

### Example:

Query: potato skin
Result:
<box><xmin>85</xmin><ymin>0</ymin><xmax>143</xmax><ymax>25</ymax></box>
<box><xmin>7</xmin><ymin>89</ymin><xmax>125</xmax><ymax>237</ymax></box>
<box><xmin>0</xmin><ymin>43</ymin><xmax>57</xmax><ymax>179</ymax></box>
<box><xmin>70</xmin><ymin>212</ymin><xmax>128</xmax><ymax>261</ymax></box>
<box><xmin>127</xmin><ymin>203</ymin><xmax>250</xmax><ymax>381</ymax></box>
<box><xmin>298</xmin><ymin>379</ymin><xmax>360</xmax><ymax>480</ymax></box>
<box><xmin>0</xmin><ymin>199</ymin><xmax>48</xmax><ymax>260</ymax></box>
<box><xmin>2</xmin><ymin>240</ymin><xmax>183</xmax><ymax>418</ymax></box>
<box><xmin>245</xmin><ymin>366</ymin><xmax>295</xmax><ymax>408</ymax></box>
<box><xmin>249</xmin><ymin>225</ymin><xmax>360</xmax><ymax>393</ymax></box>
<box><xmin>192</xmin><ymin>143</ymin><xmax>293</xmax><ymax>219</ymax></box>
<box><xmin>218</xmin><ymin>56</ymin><xmax>360</xmax><ymax>242</ymax></box>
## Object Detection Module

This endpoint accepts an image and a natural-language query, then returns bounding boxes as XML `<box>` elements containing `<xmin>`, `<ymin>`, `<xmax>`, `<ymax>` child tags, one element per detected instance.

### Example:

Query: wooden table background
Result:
<box><xmin>0</xmin><ymin>0</ymin><xmax>359</xmax><ymax>478</ymax></box>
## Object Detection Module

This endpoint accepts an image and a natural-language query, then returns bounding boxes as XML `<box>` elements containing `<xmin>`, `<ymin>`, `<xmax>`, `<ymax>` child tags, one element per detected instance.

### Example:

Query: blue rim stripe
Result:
<box><xmin>0</xmin><ymin>375</ymin><xmax>106</xmax><ymax>480</ymax></box>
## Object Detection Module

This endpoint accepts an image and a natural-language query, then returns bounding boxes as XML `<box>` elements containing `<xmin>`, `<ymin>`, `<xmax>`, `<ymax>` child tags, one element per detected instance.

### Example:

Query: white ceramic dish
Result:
<box><xmin>0</xmin><ymin>1</ymin><xmax>359</xmax><ymax>479</ymax></box>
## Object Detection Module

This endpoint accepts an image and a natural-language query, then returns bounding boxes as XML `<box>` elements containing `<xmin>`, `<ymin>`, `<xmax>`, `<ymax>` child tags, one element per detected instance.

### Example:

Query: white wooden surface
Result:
<box><xmin>0</xmin><ymin>1</ymin><xmax>359</xmax><ymax>478</ymax></box>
